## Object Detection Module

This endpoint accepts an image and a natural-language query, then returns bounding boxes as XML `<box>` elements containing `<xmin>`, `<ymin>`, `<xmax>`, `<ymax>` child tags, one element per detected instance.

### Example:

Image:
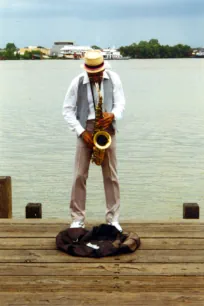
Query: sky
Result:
<box><xmin>0</xmin><ymin>0</ymin><xmax>204</xmax><ymax>49</ymax></box>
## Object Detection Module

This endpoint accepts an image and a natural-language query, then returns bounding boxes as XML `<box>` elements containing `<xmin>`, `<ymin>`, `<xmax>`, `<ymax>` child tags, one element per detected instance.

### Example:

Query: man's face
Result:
<box><xmin>88</xmin><ymin>70</ymin><xmax>104</xmax><ymax>84</ymax></box>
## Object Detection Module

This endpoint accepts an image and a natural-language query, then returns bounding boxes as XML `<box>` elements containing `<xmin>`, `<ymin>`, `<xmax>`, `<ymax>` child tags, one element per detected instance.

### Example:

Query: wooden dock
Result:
<box><xmin>1</xmin><ymin>219</ymin><xmax>204</xmax><ymax>306</ymax></box>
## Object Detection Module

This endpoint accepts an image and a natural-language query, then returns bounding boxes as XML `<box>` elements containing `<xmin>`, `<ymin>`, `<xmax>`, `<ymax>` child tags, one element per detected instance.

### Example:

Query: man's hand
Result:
<box><xmin>81</xmin><ymin>130</ymin><xmax>93</xmax><ymax>149</ymax></box>
<box><xmin>99</xmin><ymin>112</ymin><xmax>114</xmax><ymax>130</ymax></box>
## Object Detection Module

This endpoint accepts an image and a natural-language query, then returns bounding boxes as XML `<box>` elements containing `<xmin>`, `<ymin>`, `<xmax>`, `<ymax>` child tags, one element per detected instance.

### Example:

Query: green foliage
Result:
<box><xmin>22</xmin><ymin>51</ymin><xmax>32</xmax><ymax>60</ymax></box>
<box><xmin>22</xmin><ymin>50</ymin><xmax>42</xmax><ymax>60</ymax></box>
<box><xmin>119</xmin><ymin>39</ymin><xmax>192</xmax><ymax>59</ymax></box>
<box><xmin>91</xmin><ymin>45</ymin><xmax>101</xmax><ymax>50</ymax></box>
<box><xmin>6</xmin><ymin>43</ymin><xmax>17</xmax><ymax>51</ymax></box>
<box><xmin>149</xmin><ymin>39</ymin><xmax>160</xmax><ymax>45</ymax></box>
<box><xmin>4</xmin><ymin>50</ymin><xmax>17</xmax><ymax>60</ymax></box>
<box><xmin>2</xmin><ymin>42</ymin><xmax>18</xmax><ymax>60</ymax></box>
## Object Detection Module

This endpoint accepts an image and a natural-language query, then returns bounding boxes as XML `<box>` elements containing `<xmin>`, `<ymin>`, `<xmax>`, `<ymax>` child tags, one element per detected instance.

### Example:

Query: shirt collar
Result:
<box><xmin>83</xmin><ymin>70</ymin><xmax>109</xmax><ymax>85</ymax></box>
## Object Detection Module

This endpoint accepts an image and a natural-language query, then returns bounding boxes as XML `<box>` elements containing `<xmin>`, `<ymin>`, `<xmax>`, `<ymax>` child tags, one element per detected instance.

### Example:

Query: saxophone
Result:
<box><xmin>91</xmin><ymin>83</ymin><xmax>112</xmax><ymax>166</ymax></box>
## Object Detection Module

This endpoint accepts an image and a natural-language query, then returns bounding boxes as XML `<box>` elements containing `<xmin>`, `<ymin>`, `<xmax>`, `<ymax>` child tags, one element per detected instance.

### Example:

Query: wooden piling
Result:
<box><xmin>183</xmin><ymin>203</ymin><xmax>199</xmax><ymax>219</ymax></box>
<box><xmin>26</xmin><ymin>203</ymin><xmax>42</xmax><ymax>218</ymax></box>
<box><xmin>0</xmin><ymin>176</ymin><xmax>12</xmax><ymax>218</ymax></box>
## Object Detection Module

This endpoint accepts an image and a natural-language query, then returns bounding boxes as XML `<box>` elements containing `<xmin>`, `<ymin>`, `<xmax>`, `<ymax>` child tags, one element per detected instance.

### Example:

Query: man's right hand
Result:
<box><xmin>81</xmin><ymin>130</ymin><xmax>93</xmax><ymax>149</ymax></box>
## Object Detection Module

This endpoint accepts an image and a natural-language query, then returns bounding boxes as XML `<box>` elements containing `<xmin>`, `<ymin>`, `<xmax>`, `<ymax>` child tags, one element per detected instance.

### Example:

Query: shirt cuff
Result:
<box><xmin>75</xmin><ymin>125</ymin><xmax>85</xmax><ymax>137</ymax></box>
<box><xmin>111</xmin><ymin>109</ymin><xmax>122</xmax><ymax>120</ymax></box>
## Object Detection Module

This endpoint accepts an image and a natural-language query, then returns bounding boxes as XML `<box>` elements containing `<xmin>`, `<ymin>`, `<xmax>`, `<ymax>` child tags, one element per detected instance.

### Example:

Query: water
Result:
<box><xmin>0</xmin><ymin>59</ymin><xmax>204</xmax><ymax>220</ymax></box>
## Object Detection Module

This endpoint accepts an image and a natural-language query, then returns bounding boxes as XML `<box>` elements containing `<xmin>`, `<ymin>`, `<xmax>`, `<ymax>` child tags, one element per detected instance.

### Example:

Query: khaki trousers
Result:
<box><xmin>70</xmin><ymin>120</ymin><xmax>120</xmax><ymax>223</ymax></box>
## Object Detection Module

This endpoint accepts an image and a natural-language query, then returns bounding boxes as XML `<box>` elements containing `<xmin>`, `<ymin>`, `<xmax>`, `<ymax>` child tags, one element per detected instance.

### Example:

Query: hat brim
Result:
<box><xmin>80</xmin><ymin>63</ymin><xmax>105</xmax><ymax>74</ymax></box>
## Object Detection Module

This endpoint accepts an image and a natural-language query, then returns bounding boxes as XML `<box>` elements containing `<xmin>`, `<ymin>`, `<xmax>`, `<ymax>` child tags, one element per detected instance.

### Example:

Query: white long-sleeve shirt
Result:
<box><xmin>62</xmin><ymin>69</ymin><xmax>125</xmax><ymax>136</ymax></box>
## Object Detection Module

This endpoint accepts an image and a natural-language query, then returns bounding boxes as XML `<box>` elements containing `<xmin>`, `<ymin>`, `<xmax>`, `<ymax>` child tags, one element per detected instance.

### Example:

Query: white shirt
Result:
<box><xmin>62</xmin><ymin>69</ymin><xmax>125</xmax><ymax>136</ymax></box>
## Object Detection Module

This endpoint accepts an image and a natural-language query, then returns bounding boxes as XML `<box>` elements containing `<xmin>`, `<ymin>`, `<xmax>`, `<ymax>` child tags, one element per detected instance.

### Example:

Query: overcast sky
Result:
<box><xmin>0</xmin><ymin>0</ymin><xmax>204</xmax><ymax>49</ymax></box>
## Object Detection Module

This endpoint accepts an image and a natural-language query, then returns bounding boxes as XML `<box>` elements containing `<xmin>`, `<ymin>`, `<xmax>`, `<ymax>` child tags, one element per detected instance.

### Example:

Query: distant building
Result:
<box><xmin>50</xmin><ymin>41</ymin><xmax>74</xmax><ymax>56</ymax></box>
<box><xmin>60</xmin><ymin>45</ymin><xmax>92</xmax><ymax>58</ymax></box>
<box><xmin>102</xmin><ymin>48</ymin><xmax>122</xmax><ymax>59</ymax></box>
<box><xmin>192</xmin><ymin>47</ymin><xmax>204</xmax><ymax>57</ymax></box>
<box><xmin>18</xmin><ymin>46</ymin><xmax>50</xmax><ymax>56</ymax></box>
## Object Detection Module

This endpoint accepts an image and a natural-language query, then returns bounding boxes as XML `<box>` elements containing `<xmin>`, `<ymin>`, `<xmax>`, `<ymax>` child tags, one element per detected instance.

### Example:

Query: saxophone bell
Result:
<box><xmin>93</xmin><ymin>130</ymin><xmax>112</xmax><ymax>150</ymax></box>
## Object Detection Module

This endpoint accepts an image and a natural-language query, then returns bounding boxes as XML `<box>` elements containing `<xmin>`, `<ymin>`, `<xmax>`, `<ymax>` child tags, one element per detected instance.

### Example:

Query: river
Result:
<box><xmin>0</xmin><ymin>58</ymin><xmax>204</xmax><ymax>221</ymax></box>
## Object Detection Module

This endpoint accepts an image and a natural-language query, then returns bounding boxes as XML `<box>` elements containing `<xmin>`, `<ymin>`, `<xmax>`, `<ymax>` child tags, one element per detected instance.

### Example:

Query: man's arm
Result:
<box><xmin>111</xmin><ymin>71</ymin><xmax>126</xmax><ymax>120</ymax></box>
<box><xmin>62</xmin><ymin>76</ymin><xmax>85</xmax><ymax>137</ymax></box>
<box><xmin>99</xmin><ymin>71</ymin><xmax>125</xmax><ymax>129</ymax></box>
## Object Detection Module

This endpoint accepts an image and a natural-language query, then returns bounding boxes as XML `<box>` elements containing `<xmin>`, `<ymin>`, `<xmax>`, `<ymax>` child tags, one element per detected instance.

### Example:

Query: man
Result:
<box><xmin>62</xmin><ymin>50</ymin><xmax>125</xmax><ymax>232</ymax></box>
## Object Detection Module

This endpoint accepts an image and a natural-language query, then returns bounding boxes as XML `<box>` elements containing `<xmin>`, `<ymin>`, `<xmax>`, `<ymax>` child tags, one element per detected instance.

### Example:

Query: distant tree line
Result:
<box><xmin>1</xmin><ymin>40</ymin><xmax>193</xmax><ymax>60</ymax></box>
<box><xmin>118</xmin><ymin>39</ymin><xmax>192</xmax><ymax>58</ymax></box>
<box><xmin>0</xmin><ymin>43</ymin><xmax>43</xmax><ymax>60</ymax></box>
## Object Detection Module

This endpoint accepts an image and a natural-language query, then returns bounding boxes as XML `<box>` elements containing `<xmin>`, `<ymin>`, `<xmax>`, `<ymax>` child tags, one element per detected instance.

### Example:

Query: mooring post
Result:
<box><xmin>26</xmin><ymin>203</ymin><xmax>42</xmax><ymax>218</ymax></box>
<box><xmin>0</xmin><ymin>176</ymin><xmax>12</xmax><ymax>218</ymax></box>
<box><xmin>183</xmin><ymin>203</ymin><xmax>199</xmax><ymax>219</ymax></box>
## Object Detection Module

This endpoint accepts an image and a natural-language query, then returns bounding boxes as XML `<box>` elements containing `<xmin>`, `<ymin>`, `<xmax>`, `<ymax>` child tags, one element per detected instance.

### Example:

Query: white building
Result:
<box><xmin>50</xmin><ymin>41</ymin><xmax>74</xmax><ymax>57</ymax></box>
<box><xmin>102</xmin><ymin>48</ymin><xmax>122</xmax><ymax>59</ymax></box>
<box><xmin>60</xmin><ymin>45</ymin><xmax>92</xmax><ymax>58</ymax></box>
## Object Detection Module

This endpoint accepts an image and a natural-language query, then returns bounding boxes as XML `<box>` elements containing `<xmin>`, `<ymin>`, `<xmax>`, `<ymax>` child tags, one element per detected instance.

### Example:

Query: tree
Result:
<box><xmin>149</xmin><ymin>39</ymin><xmax>160</xmax><ymax>46</ymax></box>
<box><xmin>118</xmin><ymin>39</ymin><xmax>192</xmax><ymax>59</ymax></box>
<box><xmin>4</xmin><ymin>43</ymin><xmax>18</xmax><ymax>60</ymax></box>
<box><xmin>22</xmin><ymin>51</ymin><xmax>32</xmax><ymax>60</ymax></box>
<box><xmin>22</xmin><ymin>50</ymin><xmax>42</xmax><ymax>60</ymax></box>
<box><xmin>91</xmin><ymin>45</ymin><xmax>101</xmax><ymax>50</ymax></box>
<box><xmin>6</xmin><ymin>43</ymin><xmax>17</xmax><ymax>51</ymax></box>
<box><xmin>159</xmin><ymin>45</ymin><xmax>171</xmax><ymax>58</ymax></box>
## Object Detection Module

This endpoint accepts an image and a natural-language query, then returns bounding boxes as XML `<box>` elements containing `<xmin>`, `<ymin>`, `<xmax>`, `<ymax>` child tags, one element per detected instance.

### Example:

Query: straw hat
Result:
<box><xmin>82</xmin><ymin>50</ymin><xmax>105</xmax><ymax>74</ymax></box>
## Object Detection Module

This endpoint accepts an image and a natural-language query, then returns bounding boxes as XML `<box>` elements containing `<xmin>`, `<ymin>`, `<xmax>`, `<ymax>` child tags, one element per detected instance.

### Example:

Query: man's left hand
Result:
<box><xmin>99</xmin><ymin>112</ymin><xmax>114</xmax><ymax>130</ymax></box>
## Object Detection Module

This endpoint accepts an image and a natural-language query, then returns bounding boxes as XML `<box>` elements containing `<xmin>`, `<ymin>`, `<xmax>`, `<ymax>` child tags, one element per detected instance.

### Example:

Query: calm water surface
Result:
<box><xmin>0</xmin><ymin>59</ymin><xmax>204</xmax><ymax>220</ymax></box>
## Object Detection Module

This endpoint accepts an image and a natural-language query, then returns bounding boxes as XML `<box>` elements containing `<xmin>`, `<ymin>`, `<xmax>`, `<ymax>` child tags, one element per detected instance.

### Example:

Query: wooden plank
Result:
<box><xmin>1</xmin><ymin>219</ymin><xmax>204</xmax><ymax>306</ymax></box>
<box><xmin>0</xmin><ymin>249</ymin><xmax>204</xmax><ymax>263</ymax></box>
<box><xmin>1</xmin><ymin>292</ymin><xmax>204</xmax><ymax>306</ymax></box>
<box><xmin>0</xmin><ymin>177</ymin><xmax>12</xmax><ymax>218</ymax></box>
<box><xmin>1</xmin><ymin>224</ymin><xmax>204</xmax><ymax>237</ymax></box>
<box><xmin>139</xmin><ymin>238</ymin><xmax>204</xmax><ymax>250</ymax></box>
<box><xmin>1</xmin><ymin>221</ymin><xmax>204</xmax><ymax>227</ymax></box>
<box><xmin>0</xmin><ymin>275</ymin><xmax>204</xmax><ymax>292</ymax></box>
<box><xmin>1</xmin><ymin>237</ymin><xmax>204</xmax><ymax>250</ymax></box>
<box><xmin>0</xmin><ymin>238</ymin><xmax>55</xmax><ymax>249</ymax></box>
<box><xmin>0</xmin><ymin>218</ymin><xmax>204</xmax><ymax>223</ymax></box>
<box><xmin>0</xmin><ymin>263</ymin><xmax>204</xmax><ymax>276</ymax></box>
